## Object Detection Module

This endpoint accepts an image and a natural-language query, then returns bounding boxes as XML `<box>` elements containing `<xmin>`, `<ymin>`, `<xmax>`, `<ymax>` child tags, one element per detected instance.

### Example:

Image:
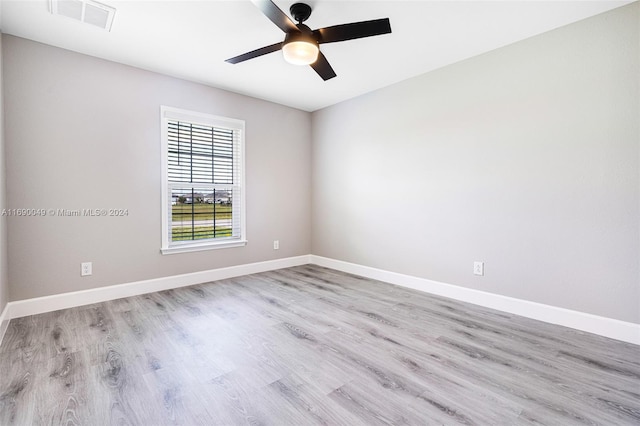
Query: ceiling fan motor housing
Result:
<box><xmin>284</xmin><ymin>23</ymin><xmax>316</xmax><ymax>44</ymax></box>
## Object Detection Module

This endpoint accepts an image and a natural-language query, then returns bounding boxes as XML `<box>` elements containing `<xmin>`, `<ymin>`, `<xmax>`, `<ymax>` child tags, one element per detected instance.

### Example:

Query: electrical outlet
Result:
<box><xmin>81</xmin><ymin>262</ymin><xmax>92</xmax><ymax>276</ymax></box>
<box><xmin>273</xmin><ymin>240</ymin><xmax>280</xmax><ymax>250</ymax></box>
<box><xmin>473</xmin><ymin>261</ymin><xmax>484</xmax><ymax>276</ymax></box>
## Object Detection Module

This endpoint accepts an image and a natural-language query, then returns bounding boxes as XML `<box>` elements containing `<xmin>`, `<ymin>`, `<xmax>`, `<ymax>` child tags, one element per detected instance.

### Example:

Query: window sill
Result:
<box><xmin>161</xmin><ymin>239</ymin><xmax>247</xmax><ymax>255</ymax></box>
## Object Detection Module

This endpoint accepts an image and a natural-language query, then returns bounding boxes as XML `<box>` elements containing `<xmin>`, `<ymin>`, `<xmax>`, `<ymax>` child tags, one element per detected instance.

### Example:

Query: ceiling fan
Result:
<box><xmin>225</xmin><ymin>0</ymin><xmax>392</xmax><ymax>81</ymax></box>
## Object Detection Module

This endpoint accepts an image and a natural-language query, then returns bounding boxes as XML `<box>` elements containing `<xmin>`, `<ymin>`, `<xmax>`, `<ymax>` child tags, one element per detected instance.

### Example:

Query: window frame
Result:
<box><xmin>160</xmin><ymin>106</ymin><xmax>246</xmax><ymax>255</ymax></box>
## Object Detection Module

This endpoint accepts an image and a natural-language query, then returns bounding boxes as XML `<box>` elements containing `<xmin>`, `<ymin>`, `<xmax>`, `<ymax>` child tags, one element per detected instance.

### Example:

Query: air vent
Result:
<box><xmin>49</xmin><ymin>0</ymin><xmax>116</xmax><ymax>31</ymax></box>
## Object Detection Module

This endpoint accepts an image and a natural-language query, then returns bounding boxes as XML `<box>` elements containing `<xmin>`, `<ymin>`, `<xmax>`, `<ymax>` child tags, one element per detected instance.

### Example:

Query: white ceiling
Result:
<box><xmin>0</xmin><ymin>0</ymin><xmax>633</xmax><ymax>111</ymax></box>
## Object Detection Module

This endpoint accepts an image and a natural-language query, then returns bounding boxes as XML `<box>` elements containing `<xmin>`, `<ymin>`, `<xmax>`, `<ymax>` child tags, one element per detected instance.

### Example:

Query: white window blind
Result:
<box><xmin>161</xmin><ymin>106</ymin><xmax>246</xmax><ymax>254</ymax></box>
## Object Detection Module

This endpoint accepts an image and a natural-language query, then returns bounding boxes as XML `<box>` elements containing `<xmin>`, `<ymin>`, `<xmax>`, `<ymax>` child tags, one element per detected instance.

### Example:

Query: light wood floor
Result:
<box><xmin>0</xmin><ymin>265</ymin><xmax>638</xmax><ymax>425</ymax></box>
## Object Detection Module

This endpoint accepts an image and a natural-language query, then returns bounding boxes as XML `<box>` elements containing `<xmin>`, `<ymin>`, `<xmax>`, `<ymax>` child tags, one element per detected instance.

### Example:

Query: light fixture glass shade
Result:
<box><xmin>282</xmin><ymin>40</ymin><xmax>319</xmax><ymax>65</ymax></box>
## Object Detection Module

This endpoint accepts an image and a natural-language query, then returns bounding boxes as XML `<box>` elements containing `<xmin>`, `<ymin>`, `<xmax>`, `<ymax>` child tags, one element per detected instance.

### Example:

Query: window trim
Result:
<box><xmin>160</xmin><ymin>106</ymin><xmax>246</xmax><ymax>255</ymax></box>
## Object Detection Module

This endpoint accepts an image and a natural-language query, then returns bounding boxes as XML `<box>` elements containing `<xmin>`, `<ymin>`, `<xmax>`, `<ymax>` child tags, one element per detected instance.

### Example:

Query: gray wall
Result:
<box><xmin>0</xmin><ymin>33</ymin><xmax>8</xmax><ymax>314</ymax></box>
<box><xmin>311</xmin><ymin>4</ymin><xmax>639</xmax><ymax>323</ymax></box>
<box><xmin>4</xmin><ymin>36</ymin><xmax>311</xmax><ymax>301</ymax></box>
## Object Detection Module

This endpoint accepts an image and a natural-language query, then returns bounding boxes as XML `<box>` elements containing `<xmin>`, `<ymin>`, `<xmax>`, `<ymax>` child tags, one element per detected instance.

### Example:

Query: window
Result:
<box><xmin>160</xmin><ymin>106</ymin><xmax>246</xmax><ymax>254</ymax></box>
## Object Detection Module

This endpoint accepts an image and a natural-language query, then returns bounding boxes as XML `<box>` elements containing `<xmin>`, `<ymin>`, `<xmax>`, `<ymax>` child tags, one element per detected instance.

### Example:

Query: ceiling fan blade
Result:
<box><xmin>251</xmin><ymin>0</ymin><xmax>298</xmax><ymax>33</ymax></box>
<box><xmin>310</xmin><ymin>52</ymin><xmax>337</xmax><ymax>81</ymax></box>
<box><xmin>313</xmin><ymin>18</ymin><xmax>391</xmax><ymax>44</ymax></box>
<box><xmin>225</xmin><ymin>42</ymin><xmax>283</xmax><ymax>64</ymax></box>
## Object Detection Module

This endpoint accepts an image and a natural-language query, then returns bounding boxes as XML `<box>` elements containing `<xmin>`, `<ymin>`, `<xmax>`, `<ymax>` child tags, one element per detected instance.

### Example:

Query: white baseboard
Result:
<box><xmin>2</xmin><ymin>254</ymin><xmax>638</xmax><ymax>346</ymax></box>
<box><xmin>310</xmin><ymin>255</ymin><xmax>640</xmax><ymax>345</ymax></box>
<box><xmin>4</xmin><ymin>255</ymin><xmax>311</xmax><ymax>321</ymax></box>
<box><xmin>0</xmin><ymin>302</ymin><xmax>9</xmax><ymax>348</ymax></box>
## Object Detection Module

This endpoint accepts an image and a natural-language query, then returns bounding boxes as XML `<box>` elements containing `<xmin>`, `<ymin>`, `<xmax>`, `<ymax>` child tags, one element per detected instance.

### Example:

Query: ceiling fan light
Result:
<box><xmin>282</xmin><ymin>40</ymin><xmax>319</xmax><ymax>66</ymax></box>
